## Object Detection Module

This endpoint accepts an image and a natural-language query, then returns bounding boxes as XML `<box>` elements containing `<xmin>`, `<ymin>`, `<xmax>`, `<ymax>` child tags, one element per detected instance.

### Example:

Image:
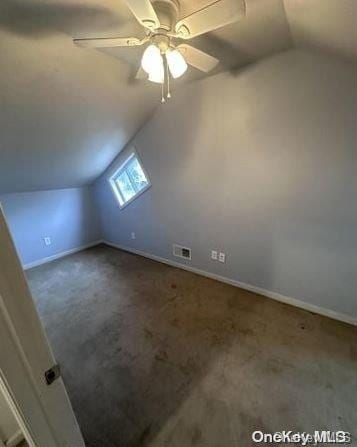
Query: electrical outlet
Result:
<box><xmin>211</xmin><ymin>250</ymin><xmax>218</xmax><ymax>260</ymax></box>
<box><xmin>44</xmin><ymin>237</ymin><xmax>51</xmax><ymax>246</ymax></box>
<box><xmin>131</xmin><ymin>232</ymin><xmax>136</xmax><ymax>240</ymax></box>
<box><xmin>218</xmin><ymin>252</ymin><xmax>226</xmax><ymax>263</ymax></box>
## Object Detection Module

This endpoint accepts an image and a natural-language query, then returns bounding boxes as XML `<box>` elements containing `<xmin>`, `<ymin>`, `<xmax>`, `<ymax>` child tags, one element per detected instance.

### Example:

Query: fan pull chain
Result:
<box><xmin>161</xmin><ymin>80</ymin><xmax>165</xmax><ymax>103</ymax></box>
<box><xmin>161</xmin><ymin>54</ymin><xmax>166</xmax><ymax>103</ymax></box>
<box><xmin>160</xmin><ymin>53</ymin><xmax>171</xmax><ymax>103</ymax></box>
<box><xmin>166</xmin><ymin>56</ymin><xmax>171</xmax><ymax>99</ymax></box>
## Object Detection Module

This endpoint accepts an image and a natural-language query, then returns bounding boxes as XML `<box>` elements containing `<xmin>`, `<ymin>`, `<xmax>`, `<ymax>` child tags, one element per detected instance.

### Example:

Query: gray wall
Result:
<box><xmin>95</xmin><ymin>49</ymin><xmax>357</xmax><ymax>320</ymax></box>
<box><xmin>0</xmin><ymin>187</ymin><xmax>100</xmax><ymax>267</ymax></box>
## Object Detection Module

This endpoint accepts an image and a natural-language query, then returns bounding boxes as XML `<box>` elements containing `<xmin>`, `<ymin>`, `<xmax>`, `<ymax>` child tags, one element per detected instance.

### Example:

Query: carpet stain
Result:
<box><xmin>155</xmin><ymin>350</ymin><xmax>169</xmax><ymax>362</ymax></box>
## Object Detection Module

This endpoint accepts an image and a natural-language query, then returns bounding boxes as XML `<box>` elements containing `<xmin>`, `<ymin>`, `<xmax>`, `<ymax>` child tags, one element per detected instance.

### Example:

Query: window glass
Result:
<box><xmin>115</xmin><ymin>171</ymin><xmax>136</xmax><ymax>202</ymax></box>
<box><xmin>110</xmin><ymin>152</ymin><xmax>151</xmax><ymax>208</ymax></box>
<box><xmin>126</xmin><ymin>157</ymin><xmax>149</xmax><ymax>192</ymax></box>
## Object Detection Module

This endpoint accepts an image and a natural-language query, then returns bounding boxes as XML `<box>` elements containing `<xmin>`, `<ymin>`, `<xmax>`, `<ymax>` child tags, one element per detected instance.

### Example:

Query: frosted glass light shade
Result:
<box><xmin>167</xmin><ymin>49</ymin><xmax>187</xmax><ymax>79</ymax></box>
<box><xmin>142</xmin><ymin>45</ymin><xmax>162</xmax><ymax>73</ymax></box>
<box><xmin>148</xmin><ymin>65</ymin><xmax>164</xmax><ymax>83</ymax></box>
<box><xmin>141</xmin><ymin>44</ymin><xmax>164</xmax><ymax>83</ymax></box>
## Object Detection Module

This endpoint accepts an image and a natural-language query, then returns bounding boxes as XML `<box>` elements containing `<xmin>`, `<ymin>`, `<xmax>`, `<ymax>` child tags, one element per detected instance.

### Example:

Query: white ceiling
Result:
<box><xmin>0</xmin><ymin>0</ymin><xmax>356</xmax><ymax>192</ymax></box>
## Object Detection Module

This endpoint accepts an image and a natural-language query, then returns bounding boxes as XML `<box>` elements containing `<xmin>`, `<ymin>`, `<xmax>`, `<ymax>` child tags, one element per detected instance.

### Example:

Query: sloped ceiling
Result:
<box><xmin>0</xmin><ymin>0</ymin><xmax>356</xmax><ymax>192</ymax></box>
<box><xmin>0</xmin><ymin>1</ymin><xmax>160</xmax><ymax>193</ymax></box>
<box><xmin>284</xmin><ymin>0</ymin><xmax>357</xmax><ymax>62</ymax></box>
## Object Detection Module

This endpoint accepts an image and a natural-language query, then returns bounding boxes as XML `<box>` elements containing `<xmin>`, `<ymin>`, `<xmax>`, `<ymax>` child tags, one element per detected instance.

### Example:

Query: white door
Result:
<box><xmin>0</xmin><ymin>205</ymin><xmax>85</xmax><ymax>447</ymax></box>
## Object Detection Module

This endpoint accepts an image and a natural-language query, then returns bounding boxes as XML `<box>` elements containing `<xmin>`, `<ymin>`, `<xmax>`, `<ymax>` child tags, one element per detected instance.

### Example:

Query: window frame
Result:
<box><xmin>108</xmin><ymin>149</ymin><xmax>151</xmax><ymax>210</ymax></box>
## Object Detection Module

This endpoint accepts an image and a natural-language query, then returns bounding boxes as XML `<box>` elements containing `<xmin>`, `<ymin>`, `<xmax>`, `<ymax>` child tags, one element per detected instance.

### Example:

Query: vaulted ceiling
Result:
<box><xmin>0</xmin><ymin>0</ymin><xmax>357</xmax><ymax>192</ymax></box>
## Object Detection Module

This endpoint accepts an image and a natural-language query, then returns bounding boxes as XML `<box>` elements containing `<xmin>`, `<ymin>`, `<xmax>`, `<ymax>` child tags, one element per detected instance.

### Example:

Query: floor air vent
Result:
<box><xmin>173</xmin><ymin>244</ymin><xmax>191</xmax><ymax>260</ymax></box>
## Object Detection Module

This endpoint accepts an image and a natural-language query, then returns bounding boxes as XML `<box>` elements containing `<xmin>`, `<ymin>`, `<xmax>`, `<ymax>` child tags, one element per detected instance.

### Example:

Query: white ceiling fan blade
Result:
<box><xmin>74</xmin><ymin>36</ymin><xmax>147</xmax><ymax>48</ymax></box>
<box><xmin>175</xmin><ymin>0</ymin><xmax>245</xmax><ymax>39</ymax></box>
<box><xmin>124</xmin><ymin>0</ymin><xmax>160</xmax><ymax>30</ymax></box>
<box><xmin>177</xmin><ymin>44</ymin><xmax>219</xmax><ymax>73</ymax></box>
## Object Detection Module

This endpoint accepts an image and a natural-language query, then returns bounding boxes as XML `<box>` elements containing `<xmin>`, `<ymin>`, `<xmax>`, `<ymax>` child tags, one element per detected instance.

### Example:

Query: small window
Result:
<box><xmin>109</xmin><ymin>151</ymin><xmax>151</xmax><ymax>208</ymax></box>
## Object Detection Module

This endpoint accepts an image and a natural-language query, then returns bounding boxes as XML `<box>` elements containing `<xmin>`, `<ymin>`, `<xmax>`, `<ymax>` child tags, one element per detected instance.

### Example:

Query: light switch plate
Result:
<box><xmin>211</xmin><ymin>250</ymin><xmax>218</xmax><ymax>260</ymax></box>
<box><xmin>218</xmin><ymin>252</ymin><xmax>226</xmax><ymax>263</ymax></box>
<box><xmin>131</xmin><ymin>232</ymin><xmax>136</xmax><ymax>240</ymax></box>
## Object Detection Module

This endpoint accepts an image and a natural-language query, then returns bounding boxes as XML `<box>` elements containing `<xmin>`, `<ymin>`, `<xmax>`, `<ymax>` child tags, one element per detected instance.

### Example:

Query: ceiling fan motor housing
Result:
<box><xmin>151</xmin><ymin>34</ymin><xmax>171</xmax><ymax>53</ymax></box>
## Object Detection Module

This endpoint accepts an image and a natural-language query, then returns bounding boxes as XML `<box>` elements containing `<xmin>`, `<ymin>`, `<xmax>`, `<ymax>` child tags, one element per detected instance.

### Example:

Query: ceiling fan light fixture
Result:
<box><xmin>167</xmin><ymin>48</ymin><xmax>187</xmax><ymax>79</ymax></box>
<box><xmin>141</xmin><ymin>44</ymin><xmax>162</xmax><ymax>75</ymax></box>
<box><xmin>73</xmin><ymin>0</ymin><xmax>240</xmax><ymax>101</ymax></box>
<box><xmin>148</xmin><ymin>63</ymin><xmax>165</xmax><ymax>84</ymax></box>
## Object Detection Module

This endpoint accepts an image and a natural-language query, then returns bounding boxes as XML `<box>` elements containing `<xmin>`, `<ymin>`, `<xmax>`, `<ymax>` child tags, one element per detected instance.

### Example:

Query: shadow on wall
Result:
<box><xmin>0</xmin><ymin>0</ymin><xmax>122</xmax><ymax>37</ymax></box>
<box><xmin>191</xmin><ymin>33</ymin><xmax>255</xmax><ymax>73</ymax></box>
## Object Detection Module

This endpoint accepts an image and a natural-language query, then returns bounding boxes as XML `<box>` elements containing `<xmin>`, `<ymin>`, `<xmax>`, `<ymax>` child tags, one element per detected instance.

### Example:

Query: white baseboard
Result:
<box><xmin>23</xmin><ymin>240</ymin><xmax>103</xmax><ymax>270</ymax></box>
<box><xmin>103</xmin><ymin>240</ymin><xmax>357</xmax><ymax>327</ymax></box>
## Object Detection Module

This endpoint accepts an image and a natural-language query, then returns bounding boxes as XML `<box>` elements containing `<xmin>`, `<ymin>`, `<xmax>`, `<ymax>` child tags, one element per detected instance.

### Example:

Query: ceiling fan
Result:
<box><xmin>74</xmin><ymin>0</ymin><xmax>246</xmax><ymax>102</ymax></box>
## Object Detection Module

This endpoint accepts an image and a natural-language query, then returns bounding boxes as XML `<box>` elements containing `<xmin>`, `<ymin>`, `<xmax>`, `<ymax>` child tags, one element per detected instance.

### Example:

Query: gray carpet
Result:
<box><xmin>27</xmin><ymin>244</ymin><xmax>357</xmax><ymax>447</ymax></box>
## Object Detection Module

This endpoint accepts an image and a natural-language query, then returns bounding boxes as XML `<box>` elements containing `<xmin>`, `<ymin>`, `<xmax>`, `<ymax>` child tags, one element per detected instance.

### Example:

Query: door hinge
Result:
<box><xmin>45</xmin><ymin>364</ymin><xmax>61</xmax><ymax>385</ymax></box>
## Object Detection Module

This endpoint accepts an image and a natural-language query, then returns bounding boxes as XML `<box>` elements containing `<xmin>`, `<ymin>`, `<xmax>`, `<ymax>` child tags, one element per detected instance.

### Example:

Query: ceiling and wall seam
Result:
<box><xmin>281</xmin><ymin>0</ymin><xmax>295</xmax><ymax>50</ymax></box>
